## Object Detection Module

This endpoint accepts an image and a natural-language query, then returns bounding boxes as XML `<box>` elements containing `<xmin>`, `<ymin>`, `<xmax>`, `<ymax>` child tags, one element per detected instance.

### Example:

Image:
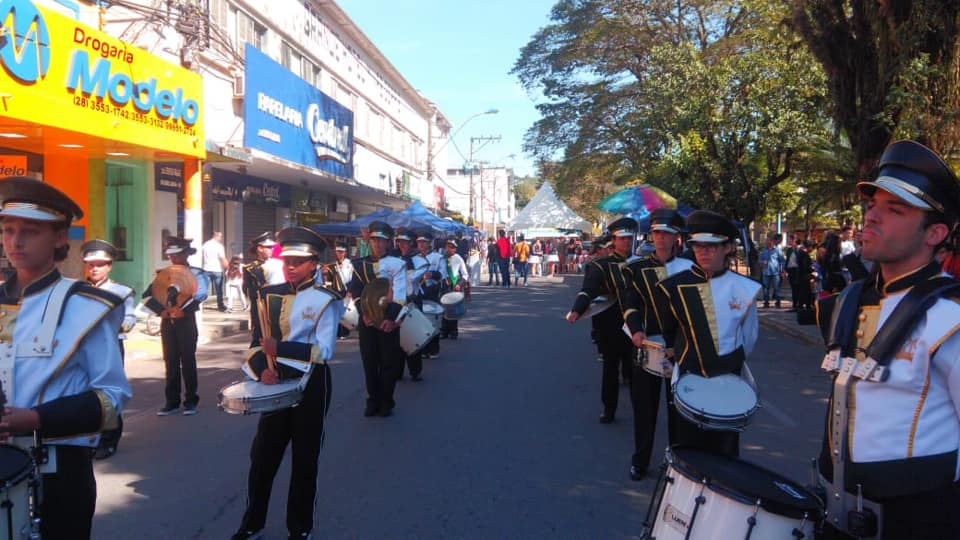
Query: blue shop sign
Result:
<box><xmin>210</xmin><ymin>168</ymin><xmax>291</xmax><ymax>206</ymax></box>
<box><xmin>242</xmin><ymin>44</ymin><xmax>353</xmax><ymax>180</ymax></box>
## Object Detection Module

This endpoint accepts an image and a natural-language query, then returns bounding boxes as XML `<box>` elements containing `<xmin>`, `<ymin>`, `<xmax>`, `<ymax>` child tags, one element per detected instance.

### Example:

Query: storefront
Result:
<box><xmin>0</xmin><ymin>0</ymin><xmax>204</xmax><ymax>295</ymax></box>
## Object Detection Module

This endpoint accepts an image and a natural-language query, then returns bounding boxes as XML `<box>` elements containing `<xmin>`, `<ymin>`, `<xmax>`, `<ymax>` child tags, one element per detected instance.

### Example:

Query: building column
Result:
<box><xmin>184</xmin><ymin>158</ymin><xmax>203</xmax><ymax>265</ymax></box>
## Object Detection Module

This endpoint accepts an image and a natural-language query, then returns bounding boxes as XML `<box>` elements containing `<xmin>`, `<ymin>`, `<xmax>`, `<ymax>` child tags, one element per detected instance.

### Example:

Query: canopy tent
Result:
<box><xmin>398</xmin><ymin>201</ymin><xmax>474</xmax><ymax>236</ymax></box>
<box><xmin>508</xmin><ymin>183</ymin><xmax>591</xmax><ymax>232</ymax></box>
<box><xmin>309</xmin><ymin>201</ymin><xmax>472</xmax><ymax>238</ymax></box>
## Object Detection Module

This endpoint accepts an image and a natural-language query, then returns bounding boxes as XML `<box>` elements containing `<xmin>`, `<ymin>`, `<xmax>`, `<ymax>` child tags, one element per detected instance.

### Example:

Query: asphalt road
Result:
<box><xmin>91</xmin><ymin>276</ymin><xmax>830</xmax><ymax>540</ymax></box>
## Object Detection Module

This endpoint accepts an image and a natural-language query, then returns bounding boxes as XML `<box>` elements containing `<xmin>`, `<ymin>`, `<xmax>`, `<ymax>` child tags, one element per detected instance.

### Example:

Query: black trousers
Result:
<box><xmin>630</xmin><ymin>362</ymin><xmax>673</xmax><ymax>469</ymax></box>
<box><xmin>41</xmin><ymin>445</ymin><xmax>96</xmax><ymax>540</ymax></box>
<box><xmin>599</xmin><ymin>331</ymin><xmax>633</xmax><ymax>412</ymax></box>
<box><xmin>669</xmin><ymin>403</ymin><xmax>739</xmax><ymax>457</ymax></box>
<box><xmin>441</xmin><ymin>317</ymin><xmax>459</xmax><ymax>337</ymax></box>
<box><xmin>160</xmin><ymin>314</ymin><xmax>199</xmax><ymax>408</ymax></box>
<box><xmin>402</xmin><ymin>350</ymin><xmax>423</xmax><ymax>378</ymax></box>
<box><xmin>817</xmin><ymin>481</ymin><xmax>960</xmax><ymax>539</ymax></box>
<box><xmin>98</xmin><ymin>340</ymin><xmax>125</xmax><ymax>451</ymax></box>
<box><xmin>358</xmin><ymin>323</ymin><xmax>402</xmax><ymax>411</ymax></box>
<box><xmin>239</xmin><ymin>365</ymin><xmax>332</xmax><ymax>535</ymax></box>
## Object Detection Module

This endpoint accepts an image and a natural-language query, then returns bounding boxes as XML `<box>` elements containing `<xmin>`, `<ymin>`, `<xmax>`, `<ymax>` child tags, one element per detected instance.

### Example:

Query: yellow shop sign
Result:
<box><xmin>0</xmin><ymin>0</ymin><xmax>204</xmax><ymax>157</ymax></box>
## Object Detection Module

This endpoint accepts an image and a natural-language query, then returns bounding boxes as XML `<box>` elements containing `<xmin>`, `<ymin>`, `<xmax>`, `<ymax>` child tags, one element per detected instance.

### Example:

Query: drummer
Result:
<box><xmin>349</xmin><ymin>221</ymin><xmax>406</xmax><ymax>417</ymax></box>
<box><xmin>232</xmin><ymin>226</ymin><xmax>344</xmax><ymax>540</ymax></box>
<box><xmin>0</xmin><ymin>177</ymin><xmax>131</xmax><ymax>539</ymax></box>
<box><xmin>396</xmin><ymin>228</ymin><xmax>429</xmax><ymax>380</ymax></box>
<box><xmin>566</xmin><ymin>218</ymin><xmax>637</xmax><ymax>424</ymax></box>
<box><xmin>620</xmin><ymin>209</ymin><xmax>693</xmax><ymax>480</ymax></box>
<box><xmin>416</xmin><ymin>229</ymin><xmax>443</xmax><ymax>358</ymax></box>
<box><xmin>440</xmin><ymin>237</ymin><xmax>469</xmax><ymax>340</ymax></box>
<box><xmin>657</xmin><ymin>211</ymin><xmax>760</xmax><ymax>457</ymax></box>
<box><xmin>143</xmin><ymin>237</ymin><xmax>208</xmax><ymax>416</ymax></box>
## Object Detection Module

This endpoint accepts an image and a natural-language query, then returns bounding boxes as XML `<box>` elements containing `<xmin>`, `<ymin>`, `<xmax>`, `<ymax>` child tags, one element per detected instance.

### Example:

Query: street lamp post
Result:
<box><xmin>427</xmin><ymin>108</ymin><xmax>497</xmax><ymax>184</ymax></box>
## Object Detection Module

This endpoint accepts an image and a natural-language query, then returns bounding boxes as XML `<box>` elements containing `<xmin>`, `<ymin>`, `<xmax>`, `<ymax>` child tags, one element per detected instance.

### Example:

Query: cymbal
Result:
<box><xmin>151</xmin><ymin>265</ymin><xmax>198</xmax><ymax>307</ymax></box>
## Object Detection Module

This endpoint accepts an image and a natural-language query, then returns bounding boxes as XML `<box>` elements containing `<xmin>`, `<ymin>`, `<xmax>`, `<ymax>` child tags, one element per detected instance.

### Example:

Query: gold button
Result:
<box><xmin>856</xmin><ymin>330</ymin><xmax>864</xmax><ymax>338</ymax></box>
<box><xmin>858</xmin><ymin>314</ymin><xmax>866</xmax><ymax>321</ymax></box>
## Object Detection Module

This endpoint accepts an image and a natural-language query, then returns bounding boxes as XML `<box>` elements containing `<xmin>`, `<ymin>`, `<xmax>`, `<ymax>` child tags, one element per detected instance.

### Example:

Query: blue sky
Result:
<box><xmin>337</xmin><ymin>0</ymin><xmax>557</xmax><ymax>177</ymax></box>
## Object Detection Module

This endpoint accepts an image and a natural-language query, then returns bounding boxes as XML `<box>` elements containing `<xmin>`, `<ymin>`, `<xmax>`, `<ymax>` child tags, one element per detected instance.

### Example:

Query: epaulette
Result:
<box><xmin>313</xmin><ymin>283</ymin><xmax>343</xmax><ymax>300</ymax></box>
<box><xmin>70</xmin><ymin>281</ymin><xmax>121</xmax><ymax>308</ymax></box>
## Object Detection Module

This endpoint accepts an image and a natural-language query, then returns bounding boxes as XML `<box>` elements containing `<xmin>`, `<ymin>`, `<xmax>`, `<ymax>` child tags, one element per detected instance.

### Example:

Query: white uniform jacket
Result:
<box><xmin>1</xmin><ymin>269</ymin><xmax>132</xmax><ymax>447</ymax></box>
<box><xmin>442</xmin><ymin>253</ymin><xmax>469</xmax><ymax>288</ymax></box>
<box><xmin>95</xmin><ymin>278</ymin><xmax>137</xmax><ymax>338</ymax></box>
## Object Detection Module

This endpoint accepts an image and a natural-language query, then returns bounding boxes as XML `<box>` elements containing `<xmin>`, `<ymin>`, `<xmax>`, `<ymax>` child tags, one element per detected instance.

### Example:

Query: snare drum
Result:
<box><xmin>440</xmin><ymin>292</ymin><xmax>466</xmax><ymax>320</ymax></box>
<box><xmin>421</xmin><ymin>300</ymin><xmax>444</xmax><ymax>330</ymax></box>
<box><xmin>218</xmin><ymin>378</ymin><xmax>305</xmax><ymax>415</ymax></box>
<box><xmin>639</xmin><ymin>335</ymin><xmax>671</xmax><ymax>378</ymax></box>
<box><xmin>643</xmin><ymin>447</ymin><xmax>821</xmax><ymax>540</ymax></box>
<box><xmin>398</xmin><ymin>307</ymin><xmax>439</xmax><ymax>355</ymax></box>
<box><xmin>340</xmin><ymin>298</ymin><xmax>359</xmax><ymax>330</ymax></box>
<box><xmin>672</xmin><ymin>373</ymin><xmax>759</xmax><ymax>432</ymax></box>
<box><xmin>0</xmin><ymin>445</ymin><xmax>38</xmax><ymax>540</ymax></box>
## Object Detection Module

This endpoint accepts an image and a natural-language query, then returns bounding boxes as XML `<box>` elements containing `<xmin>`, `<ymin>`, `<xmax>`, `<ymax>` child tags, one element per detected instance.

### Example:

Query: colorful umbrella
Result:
<box><xmin>597</xmin><ymin>185</ymin><xmax>677</xmax><ymax>215</ymax></box>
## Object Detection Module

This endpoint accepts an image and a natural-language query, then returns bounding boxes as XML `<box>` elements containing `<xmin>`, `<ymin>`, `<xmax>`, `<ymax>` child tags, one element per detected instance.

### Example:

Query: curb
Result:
<box><xmin>758</xmin><ymin>315</ymin><xmax>823</xmax><ymax>348</ymax></box>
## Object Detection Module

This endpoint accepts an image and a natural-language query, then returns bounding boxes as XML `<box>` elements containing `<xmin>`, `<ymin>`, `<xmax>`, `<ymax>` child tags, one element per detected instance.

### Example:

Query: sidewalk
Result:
<box><xmin>124</xmin><ymin>300</ymin><xmax>251</xmax><ymax>362</ymax></box>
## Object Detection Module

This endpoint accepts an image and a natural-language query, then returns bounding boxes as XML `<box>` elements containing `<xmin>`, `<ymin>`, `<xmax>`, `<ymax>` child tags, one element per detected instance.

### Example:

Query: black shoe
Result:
<box><xmin>93</xmin><ymin>446</ymin><xmax>116</xmax><ymax>460</ymax></box>
<box><xmin>231</xmin><ymin>530</ymin><xmax>263</xmax><ymax>540</ymax></box>
<box><xmin>630</xmin><ymin>465</ymin><xmax>647</xmax><ymax>481</ymax></box>
<box><xmin>364</xmin><ymin>403</ymin><xmax>379</xmax><ymax>417</ymax></box>
<box><xmin>775</xmin><ymin>301</ymin><xmax>781</xmax><ymax>308</ymax></box>
<box><xmin>288</xmin><ymin>532</ymin><xmax>311</xmax><ymax>540</ymax></box>
<box><xmin>379</xmin><ymin>406</ymin><xmax>394</xmax><ymax>417</ymax></box>
<box><xmin>599</xmin><ymin>410</ymin><xmax>615</xmax><ymax>424</ymax></box>
<box><xmin>763</xmin><ymin>302</ymin><xmax>770</xmax><ymax>308</ymax></box>
<box><xmin>157</xmin><ymin>405</ymin><xmax>180</xmax><ymax>416</ymax></box>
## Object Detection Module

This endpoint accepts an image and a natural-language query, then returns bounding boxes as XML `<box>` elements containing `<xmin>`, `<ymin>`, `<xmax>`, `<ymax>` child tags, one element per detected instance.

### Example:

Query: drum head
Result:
<box><xmin>441</xmin><ymin>292</ymin><xmax>464</xmax><ymax>305</ymax></box>
<box><xmin>422</xmin><ymin>301</ymin><xmax>443</xmax><ymax>315</ymax></box>
<box><xmin>0</xmin><ymin>445</ymin><xmax>33</xmax><ymax>484</ymax></box>
<box><xmin>221</xmin><ymin>379</ymin><xmax>301</xmax><ymax>399</ymax></box>
<box><xmin>675</xmin><ymin>374</ymin><xmax>757</xmax><ymax>418</ymax></box>
<box><xmin>670</xmin><ymin>447</ymin><xmax>822</xmax><ymax>520</ymax></box>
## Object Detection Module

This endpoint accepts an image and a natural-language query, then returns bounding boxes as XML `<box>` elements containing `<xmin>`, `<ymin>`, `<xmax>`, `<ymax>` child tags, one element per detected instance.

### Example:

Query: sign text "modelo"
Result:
<box><xmin>65</xmin><ymin>50</ymin><xmax>200</xmax><ymax>126</ymax></box>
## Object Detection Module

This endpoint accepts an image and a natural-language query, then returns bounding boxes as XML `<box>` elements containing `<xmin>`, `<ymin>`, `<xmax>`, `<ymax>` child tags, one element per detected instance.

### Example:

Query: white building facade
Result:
<box><xmin>445</xmin><ymin>166</ymin><xmax>516</xmax><ymax>235</ymax></box>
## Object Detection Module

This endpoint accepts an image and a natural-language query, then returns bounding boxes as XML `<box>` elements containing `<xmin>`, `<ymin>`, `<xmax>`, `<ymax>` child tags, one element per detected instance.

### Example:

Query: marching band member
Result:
<box><xmin>327</xmin><ymin>241</ymin><xmax>353</xmax><ymax>339</ymax></box>
<box><xmin>815</xmin><ymin>141</ymin><xmax>960</xmax><ymax>539</ymax></box>
<box><xmin>566</xmin><ymin>218</ymin><xmax>636</xmax><ymax>424</ymax></box>
<box><xmin>143</xmin><ymin>237</ymin><xmax>208</xmax><ymax>416</ymax></box>
<box><xmin>232</xmin><ymin>227</ymin><xmax>344</xmax><ymax>540</ymax></box>
<box><xmin>440</xmin><ymin>237</ymin><xmax>469</xmax><ymax>340</ymax></box>
<box><xmin>417</xmin><ymin>229</ymin><xmax>443</xmax><ymax>358</ymax></box>
<box><xmin>350</xmin><ymin>221</ymin><xmax>406</xmax><ymax>417</ymax></box>
<box><xmin>397</xmin><ymin>228</ymin><xmax>428</xmax><ymax>380</ymax></box>
<box><xmin>589</xmin><ymin>234</ymin><xmax>613</xmax><ymax>363</ymax></box>
<box><xmin>620</xmin><ymin>209</ymin><xmax>692</xmax><ymax>480</ymax></box>
<box><xmin>243</xmin><ymin>231</ymin><xmax>284</xmax><ymax>348</ymax></box>
<box><xmin>82</xmin><ymin>239</ymin><xmax>137</xmax><ymax>460</ymax></box>
<box><xmin>0</xmin><ymin>177</ymin><xmax>131</xmax><ymax>539</ymax></box>
<box><xmin>657</xmin><ymin>210</ymin><xmax>760</xmax><ymax>457</ymax></box>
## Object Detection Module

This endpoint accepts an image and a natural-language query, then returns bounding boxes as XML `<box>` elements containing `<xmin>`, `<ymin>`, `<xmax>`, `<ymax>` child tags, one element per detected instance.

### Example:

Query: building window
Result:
<box><xmin>238</xmin><ymin>11</ymin><xmax>266</xmax><ymax>55</ymax></box>
<box><xmin>203</xmin><ymin>0</ymin><xmax>230</xmax><ymax>54</ymax></box>
<box><xmin>281</xmin><ymin>41</ymin><xmax>301</xmax><ymax>74</ymax></box>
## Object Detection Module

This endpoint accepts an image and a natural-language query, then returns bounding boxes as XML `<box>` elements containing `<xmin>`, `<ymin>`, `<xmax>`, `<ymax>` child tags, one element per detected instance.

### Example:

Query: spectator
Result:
<box><xmin>513</xmin><ymin>235</ymin><xmax>530</xmax><ymax>286</ymax></box>
<box><xmin>758</xmin><ymin>234</ymin><xmax>787</xmax><ymax>308</ymax></box>
<box><xmin>225</xmin><ymin>255</ymin><xmax>248</xmax><ymax>312</ymax></box>
<box><xmin>486</xmin><ymin>238</ymin><xmax>500</xmax><ymax>285</ymax></box>
<box><xmin>819</xmin><ymin>233</ymin><xmax>846</xmax><ymax>295</ymax></box>
<box><xmin>202</xmin><ymin>231</ymin><xmax>229</xmax><ymax>312</ymax></box>
<box><xmin>530</xmin><ymin>239</ymin><xmax>543</xmax><ymax>276</ymax></box>
<box><xmin>496</xmin><ymin>229</ymin><xmax>512</xmax><ymax>287</ymax></box>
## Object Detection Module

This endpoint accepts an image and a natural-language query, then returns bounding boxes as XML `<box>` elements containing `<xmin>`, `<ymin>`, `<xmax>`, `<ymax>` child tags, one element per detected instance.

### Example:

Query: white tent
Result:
<box><xmin>509</xmin><ymin>183</ymin><xmax>592</xmax><ymax>232</ymax></box>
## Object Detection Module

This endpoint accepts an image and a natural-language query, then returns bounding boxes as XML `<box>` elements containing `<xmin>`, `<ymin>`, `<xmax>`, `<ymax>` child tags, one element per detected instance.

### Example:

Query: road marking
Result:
<box><xmin>760</xmin><ymin>397</ymin><xmax>797</xmax><ymax>428</ymax></box>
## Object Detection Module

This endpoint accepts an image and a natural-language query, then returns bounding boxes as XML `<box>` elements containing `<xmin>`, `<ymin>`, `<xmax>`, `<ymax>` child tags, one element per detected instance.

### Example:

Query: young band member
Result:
<box><xmin>815</xmin><ymin>140</ymin><xmax>960</xmax><ymax>539</ymax></box>
<box><xmin>243</xmin><ymin>231</ymin><xmax>285</xmax><ymax>348</ymax></box>
<box><xmin>0</xmin><ymin>177</ymin><xmax>131</xmax><ymax>539</ymax></box>
<box><xmin>414</xmin><ymin>229</ymin><xmax>443</xmax><ymax>359</ymax></box>
<box><xmin>82</xmin><ymin>239</ymin><xmax>137</xmax><ymax>460</ymax></box>
<box><xmin>440</xmin><ymin>237</ymin><xmax>469</xmax><ymax>340</ymax></box>
<box><xmin>349</xmin><ymin>221</ymin><xmax>406</xmax><ymax>417</ymax></box>
<box><xmin>620</xmin><ymin>209</ymin><xmax>692</xmax><ymax>480</ymax></box>
<box><xmin>143</xmin><ymin>237</ymin><xmax>208</xmax><ymax>416</ymax></box>
<box><xmin>566</xmin><ymin>218</ymin><xmax>637</xmax><ymax>424</ymax></box>
<box><xmin>396</xmin><ymin>228</ymin><xmax>428</xmax><ymax>380</ymax></box>
<box><xmin>232</xmin><ymin>227</ymin><xmax>344</xmax><ymax>540</ymax></box>
<box><xmin>589</xmin><ymin>234</ymin><xmax>613</xmax><ymax>363</ymax></box>
<box><xmin>320</xmin><ymin>241</ymin><xmax>353</xmax><ymax>339</ymax></box>
<box><xmin>657</xmin><ymin>211</ymin><xmax>760</xmax><ymax>457</ymax></box>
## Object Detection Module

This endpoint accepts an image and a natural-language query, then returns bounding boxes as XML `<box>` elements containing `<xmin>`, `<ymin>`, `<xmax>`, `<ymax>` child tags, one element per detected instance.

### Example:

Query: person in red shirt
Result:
<box><xmin>496</xmin><ymin>229</ymin><xmax>512</xmax><ymax>287</ymax></box>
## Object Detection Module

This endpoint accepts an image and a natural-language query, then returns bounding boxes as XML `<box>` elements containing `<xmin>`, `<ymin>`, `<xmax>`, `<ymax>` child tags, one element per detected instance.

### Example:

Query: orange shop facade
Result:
<box><xmin>0</xmin><ymin>0</ymin><xmax>205</xmax><ymax>296</ymax></box>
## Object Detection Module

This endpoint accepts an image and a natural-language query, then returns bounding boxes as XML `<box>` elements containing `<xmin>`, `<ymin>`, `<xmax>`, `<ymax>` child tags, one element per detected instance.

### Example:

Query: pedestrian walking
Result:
<box><xmin>225</xmin><ymin>255</ymin><xmax>248</xmax><ymax>312</ymax></box>
<box><xmin>202</xmin><ymin>231</ymin><xmax>229</xmax><ymax>311</ymax></box>
<box><xmin>496</xmin><ymin>229</ymin><xmax>512</xmax><ymax>287</ymax></box>
<box><xmin>486</xmin><ymin>238</ymin><xmax>500</xmax><ymax>285</ymax></box>
<box><xmin>513</xmin><ymin>235</ymin><xmax>530</xmax><ymax>286</ymax></box>
<box><xmin>759</xmin><ymin>233</ymin><xmax>786</xmax><ymax>308</ymax></box>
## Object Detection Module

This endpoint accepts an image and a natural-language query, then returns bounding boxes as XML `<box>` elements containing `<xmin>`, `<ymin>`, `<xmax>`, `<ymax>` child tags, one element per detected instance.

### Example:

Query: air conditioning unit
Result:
<box><xmin>232</xmin><ymin>73</ymin><xmax>245</xmax><ymax>99</ymax></box>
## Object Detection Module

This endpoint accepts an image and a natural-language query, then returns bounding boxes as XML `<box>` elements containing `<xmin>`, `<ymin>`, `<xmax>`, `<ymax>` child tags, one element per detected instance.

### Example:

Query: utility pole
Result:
<box><xmin>468</xmin><ymin>135</ymin><xmax>500</xmax><ymax>226</ymax></box>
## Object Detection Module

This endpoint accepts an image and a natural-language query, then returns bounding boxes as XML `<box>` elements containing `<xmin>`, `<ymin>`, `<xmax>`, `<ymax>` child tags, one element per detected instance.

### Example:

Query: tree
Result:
<box><xmin>512</xmin><ymin>175</ymin><xmax>543</xmax><ymax>210</ymax></box>
<box><xmin>514</xmin><ymin>0</ymin><xmax>833</xmax><ymax>227</ymax></box>
<box><xmin>791</xmin><ymin>1</ymin><xmax>960</xmax><ymax>176</ymax></box>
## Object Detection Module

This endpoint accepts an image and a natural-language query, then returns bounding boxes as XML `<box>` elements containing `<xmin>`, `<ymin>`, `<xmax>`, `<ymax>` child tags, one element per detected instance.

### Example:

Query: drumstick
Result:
<box><xmin>641</xmin><ymin>339</ymin><xmax>665</xmax><ymax>350</ymax></box>
<box><xmin>257</xmin><ymin>297</ymin><xmax>278</xmax><ymax>372</ymax></box>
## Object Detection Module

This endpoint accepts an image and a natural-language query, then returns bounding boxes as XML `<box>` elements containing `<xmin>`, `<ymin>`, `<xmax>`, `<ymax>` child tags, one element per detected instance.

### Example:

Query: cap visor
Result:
<box><xmin>259</xmin><ymin>240</ymin><xmax>277</xmax><ymax>247</ymax></box>
<box><xmin>279</xmin><ymin>248</ymin><xmax>315</xmax><ymax>257</ymax></box>
<box><xmin>650</xmin><ymin>225</ymin><xmax>680</xmax><ymax>234</ymax></box>
<box><xmin>369</xmin><ymin>232</ymin><xmax>390</xmax><ymax>240</ymax></box>
<box><xmin>164</xmin><ymin>247</ymin><xmax>185</xmax><ymax>255</ymax></box>
<box><xmin>857</xmin><ymin>177</ymin><xmax>933</xmax><ymax>210</ymax></box>
<box><xmin>688</xmin><ymin>233</ymin><xmax>728</xmax><ymax>243</ymax></box>
<box><xmin>0</xmin><ymin>207</ymin><xmax>64</xmax><ymax>221</ymax></box>
<box><xmin>83</xmin><ymin>253</ymin><xmax>113</xmax><ymax>262</ymax></box>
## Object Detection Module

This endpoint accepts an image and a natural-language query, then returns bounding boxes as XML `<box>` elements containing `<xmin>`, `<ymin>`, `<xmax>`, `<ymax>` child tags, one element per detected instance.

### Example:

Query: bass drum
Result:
<box><xmin>0</xmin><ymin>445</ymin><xmax>38</xmax><ymax>540</ymax></box>
<box><xmin>643</xmin><ymin>447</ymin><xmax>822</xmax><ymax>540</ymax></box>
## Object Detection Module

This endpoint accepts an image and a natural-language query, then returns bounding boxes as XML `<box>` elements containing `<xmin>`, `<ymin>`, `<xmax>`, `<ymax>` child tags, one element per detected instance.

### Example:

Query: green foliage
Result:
<box><xmin>513</xmin><ymin>176</ymin><xmax>543</xmax><ymax>210</ymax></box>
<box><xmin>514</xmin><ymin>0</ymin><xmax>834</xmax><ymax>226</ymax></box>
